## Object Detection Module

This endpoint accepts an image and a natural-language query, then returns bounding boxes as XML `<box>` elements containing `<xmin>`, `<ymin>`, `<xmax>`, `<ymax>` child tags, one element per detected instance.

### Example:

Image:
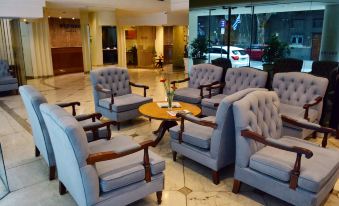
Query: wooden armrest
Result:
<box><xmin>198</xmin><ymin>81</ymin><xmax>220</xmax><ymax>98</ymax></box>
<box><xmin>86</xmin><ymin>140</ymin><xmax>155</xmax><ymax>182</ymax></box>
<box><xmin>176</xmin><ymin>112</ymin><xmax>217</xmax><ymax>144</ymax></box>
<box><xmin>56</xmin><ymin>101</ymin><xmax>81</xmax><ymax>116</ymax></box>
<box><xmin>281</xmin><ymin>115</ymin><xmax>336</xmax><ymax>147</ymax></box>
<box><xmin>206</xmin><ymin>82</ymin><xmax>225</xmax><ymax>98</ymax></box>
<box><xmin>9</xmin><ymin>65</ymin><xmax>17</xmax><ymax>77</ymax></box>
<box><xmin>303</xmin><ymin>96</ymin><xmax>322</xmax><ymax>120</ymax></box>
<box><xmin>95</xmin><ymin>85</ymin><xmax>115</xmax><ymax>109</ymax></box>
<box><xmin>75</xmin><ymin>113</ymin><xmax>102</xmax><ymax>122</ymax></box>
<box><xmin>170</xmin><ymin>78</ymin><xmax>190</xmax><ymax>86</ymax></box>
<box><xmin>129</xmin><ymin>82</ymin><xmax>149</xmax><ymax>97</ymax></box>
<box><xmin>241</xmin><ymin>129</ymin><xmax>313</xmax><ymax>190</ymax></box>
<box><xmin>83</xmin><ymin>120</ymin><xmax>114</xmax><ymax>141</ymax></box>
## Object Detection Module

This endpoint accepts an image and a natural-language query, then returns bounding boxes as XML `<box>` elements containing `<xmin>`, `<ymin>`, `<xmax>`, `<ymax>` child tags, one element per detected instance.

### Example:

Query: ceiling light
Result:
<box><xmin>23</xmin><ymin>19</ymin><xmax>27</xmax><ymax>22</ymax></box>
<box><xmin>72</xmin><ymin>17</ymin><xmax>75</xmax><ymax>20</ymax></box>
<box><xmin>59</xmin><ymin>16</ymin><xmax>62</xmax><ymax>19</ymax></box>
<box><xmin>48</xmin><ymin>16</ymin><xmax>51</xmax><ymax>18</ymax></box>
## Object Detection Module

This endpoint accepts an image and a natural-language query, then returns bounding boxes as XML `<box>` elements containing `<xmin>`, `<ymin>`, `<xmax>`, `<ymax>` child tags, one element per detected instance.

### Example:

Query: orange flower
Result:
<box><xmin>160</xmin><ymin>78</ymin><xmax>166</xmax><ymax>83</ymax></box>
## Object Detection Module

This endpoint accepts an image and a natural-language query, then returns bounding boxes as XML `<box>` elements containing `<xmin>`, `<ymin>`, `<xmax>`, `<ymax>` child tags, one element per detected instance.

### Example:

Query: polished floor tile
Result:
<box><xmin>0</xmin><ymin>66</ymin><xmax>338</xmax><ymax>205</ymax></box>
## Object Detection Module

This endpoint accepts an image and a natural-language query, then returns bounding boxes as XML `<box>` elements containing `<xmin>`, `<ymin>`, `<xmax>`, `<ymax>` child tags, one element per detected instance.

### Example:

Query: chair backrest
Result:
<box><xmin>311</xmin><ymin>61</ymin><xmax>338</xmax><ymax>91</ymax></box>
<box><xmin>210</xmin><ymin>88</ymin><xmax>267</xmax><ymax>161</ymax></box>
<box><xmin>40</xmin><ymin>104</ymin><xmax>99</xmax><ymax>206</ymax></box>
<box><xmin>90</xmin><ymin>67</ymin><xmax>131</xmax><ymax>106</ymax></box>
<box><xmin>273</xmin><ymin>58</ymin><xmax>303</xmax><ymax>74</ymax></box>
<box><xmin>233</xmin><ymin>91</ymin><xmax>282</xmax><ymax>168</ymax></box>
<box><xmin>223</xmin><ymin>67</ymin><xmax>267</xmax><ymax>95</ymax></box>
<box><xmin>188</xmin><ymin>64</ymin><xmax>223</xmax><ymax>89</ymax></box>
<box><xmin>272</xmin><ymin>72</ymin><xmax>328</xmax><ymax>120</ymax></box>
<box><xmin>0</xmin><ymin>60</ymin><xmax>10</xmax><ymax>77</ymax></box>
<box><xmin>19</xmin><ymin>85</ymin><xmax>54</xmax><ymax>166</ymax></box>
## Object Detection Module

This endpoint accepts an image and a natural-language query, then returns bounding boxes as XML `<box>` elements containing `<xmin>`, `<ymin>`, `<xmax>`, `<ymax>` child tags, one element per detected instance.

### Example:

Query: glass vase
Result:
<box><xmin>167</xmin><ymin>93</ymin><xmax>174</xmax><ymax>110</ymax></box>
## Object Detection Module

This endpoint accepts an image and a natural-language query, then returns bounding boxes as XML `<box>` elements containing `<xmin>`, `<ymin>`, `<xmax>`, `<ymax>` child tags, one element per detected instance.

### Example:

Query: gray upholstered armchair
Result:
<box><xmin>19</xmin><ymin>85</ymin><xmax>110</xmax><ymax>180</ymax></box>
<box><xmin>272</xmin><ymin>72</ymin><xmax>328</xmax><ymax>138</ymax></box>
<box><xmin>0</xmin><ymin>60</ymin><xmax>18</xmax><ymax>93</ymax></box>
<box><xmin>171</xmin><ymin>64</ymin><xmax>223</xmax><ymax>104</ymax></box>
<box><xmin>232</xmin><ymin>90</ymin><xmax>339</xmax><ymax>206</ymax></box>
<box><xmin>40</xmin><ymin>104</ymin><xmax>164</xmax><ymax>206</ymax></box>
<box><xmin>90</xmin><ymin>67</ymin><xmax>152</xmax><ymax>130</ymax></box>
<box><xmin>201</xmin><ymin>67</ymin><xmax>267</xmax><ymax>116</ymax></box>
<box><xmin>169</xmin><ymin>88</ymin><xmax>260</xmax><ymax>184</ymax></box>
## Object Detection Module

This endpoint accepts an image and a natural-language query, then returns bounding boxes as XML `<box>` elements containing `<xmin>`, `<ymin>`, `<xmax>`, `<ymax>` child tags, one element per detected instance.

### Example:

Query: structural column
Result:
<box><xmin>319</xmin><ymin>4</ymin><xmax>339</xmax><ymax>61</ymax></box>
<box><xmin>80</xmin><ymin>10</ymin><xmax>91</xmax><ymax>73</ymax></box>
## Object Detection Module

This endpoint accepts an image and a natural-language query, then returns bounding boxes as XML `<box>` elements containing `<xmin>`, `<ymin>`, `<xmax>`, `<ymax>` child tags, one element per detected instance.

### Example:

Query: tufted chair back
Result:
<box><xmin>273</xmin><ymin>72</ymin><xmax>328</xmax><ymax>120</ymax></box>
<box><xmin>90</xmin><ymin>67</ymin><xmax>131</xmax><ymax>106</ymax></box>
<box><xmin>223</xmin><ymin>67</ymin><xmax>267</xmax><ymax>95</ymax></box>
<box><xmin>0</xmin><ymin>60</ymin><xmax>10</xmax><ymax>77</ymax></box>
<box><xmin>41</xmin><ymin>104</ymin><xmax>99</xmax><ymax>206</ymax></box>
<box><xmin>188</xmin><ymin>64</ymin><xmax>223</xmax><ymax>88</ymax></box>
<box><xmin>19</xmin><ymin>85</ymin><xmax>54</xmax><ymax>166</ymax></box>
<box><xmin>233</xmin><ymin>91</ymin><xmax>282</xmax><ymax>168</ymax></box>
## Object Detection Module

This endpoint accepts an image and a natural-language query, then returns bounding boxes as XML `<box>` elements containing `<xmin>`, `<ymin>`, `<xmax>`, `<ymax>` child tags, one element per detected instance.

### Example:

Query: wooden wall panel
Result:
<box><xmin>49</xmin><ymin>18</ymin><xmax>81</xmax><ymax>48</ymax></box>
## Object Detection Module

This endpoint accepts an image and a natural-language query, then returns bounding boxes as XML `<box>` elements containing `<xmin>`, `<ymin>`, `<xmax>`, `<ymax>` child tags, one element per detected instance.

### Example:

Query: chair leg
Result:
<box><xmin>59</xmin><ymin>181</ymin><xmax>67</xmax><ymax>195</ymax></box>
<box><xmin>232</xmin><ymin>179</ymin><xmax>242</xmax><ymax>194</ymax></box>
<box><xmin>156</xmin><ymin>191</ymin><xmax>162</xmax><ymax>205</ymax></box>
<box><xmin>212</xmin><ymin>170</ymin><xmax>220</xmax><ymax>185</ymax></box>
<box><xmin>312</xmin><ymin>131</ymin><xmax>317</xmax><ymax>139</ymax></box>
<box><xmin>149</xmin><ymin>118</ymin><xmax>152</xmax><ymax>122</ymax></box>
<box><xmin>35</xmin><ymin>146</ymin><xmax>40</xmax><ymax>157</ymax></box>
<box><xmin>49</xmin><ymin>166</ymin><xmax>56</xmax><ymax>180</ymax></box>
<box><xmin>117</xmin><ymin>122</ymin><xmax>120</xmax><ymax>131</ymax></box>
<box><xmin>172</xmin><ymin>151</ymin><xmax>177</xmax><ymax>161</ymax></box>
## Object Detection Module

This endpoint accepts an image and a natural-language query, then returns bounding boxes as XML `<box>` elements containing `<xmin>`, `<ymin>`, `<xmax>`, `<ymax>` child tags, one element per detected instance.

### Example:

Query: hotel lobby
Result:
<box><xmin>0</xmin><ymin>0</ymin><xmax>339</xmax><ymax>206</ymax></box>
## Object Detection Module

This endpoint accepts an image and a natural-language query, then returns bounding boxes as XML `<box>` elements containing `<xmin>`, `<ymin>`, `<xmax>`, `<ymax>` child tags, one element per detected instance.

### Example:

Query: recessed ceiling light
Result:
<box><xmin>23</xmin><ymin>19</ymin><xmax>27</xmax><ymax>22</ymax></box>
<box><xmin>59</xmin><ymin>16</ymin><xmax>62</xmax><ymax>19</ymax></box>
<box><xmin>48</xmin><ymin>16</ymin><xmax>51</xmax><ymax>18</ymax></box>
<box><xmin>72</xmin><ymin>17</ymin><xmax>75</xmax><ymax>20</ymax></box>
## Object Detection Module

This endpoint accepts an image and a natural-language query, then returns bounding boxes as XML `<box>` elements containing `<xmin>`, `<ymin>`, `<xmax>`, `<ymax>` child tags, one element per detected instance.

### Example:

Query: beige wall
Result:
<box><xmin>173</xmin><ymin>26</ymin><xmax>188</xmax><ymax>67</ymax></box>
<box><xmin>155</xmin><ymin>26</ymin><xmax>164</xmax><ymax>57</ymax></box>
<box><xmin>89</xmin><ymin>12</ymin><xmax>103</xmax><ymax>66</ymax></box>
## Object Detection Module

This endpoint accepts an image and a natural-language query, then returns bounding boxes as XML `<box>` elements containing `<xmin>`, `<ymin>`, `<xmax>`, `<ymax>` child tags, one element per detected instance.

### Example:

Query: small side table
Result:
<box><xmin>139</xmin><ymin>102</ymin><xmax>201</xmax><ymax>146</ymax></box>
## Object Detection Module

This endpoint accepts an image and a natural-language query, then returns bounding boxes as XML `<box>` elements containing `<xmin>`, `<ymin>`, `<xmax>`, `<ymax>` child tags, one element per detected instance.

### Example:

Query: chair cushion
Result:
<box><xmin>89</xmin><ymin>136</ymin><xmax>165</xmax><ymax>193</ymax></box>
<box><xmin>280</xmin><ymin>103</ymin><xmax>318</xmax><ymax>122</ymax></box>
<box><xmin>0</xmin><ymin>76</ymin><xmax>17</xmax><ymax>85</ymax></box>
<box><xmin>98</xmin><ymin>94</ymin><xmax>152</xmax><ymax>112</ymax></box>
<box><xmin>201</xmin><ymin>94</ymin><xmax>227</xmax><ymax>108</ymax></box>
<box><xmin>174</xmin><ymin>88</ymin><xmax>211</xmax><ymax>104</ymax></box>
<box><xmin>169</xmin><ymin>116</ymin><xmax>215</xmax><ymax>149</ymax></box>
<box><xmin>249</xmin><ymin>136</ymin><xmax>339</xmax><ymax>193</ymax></box>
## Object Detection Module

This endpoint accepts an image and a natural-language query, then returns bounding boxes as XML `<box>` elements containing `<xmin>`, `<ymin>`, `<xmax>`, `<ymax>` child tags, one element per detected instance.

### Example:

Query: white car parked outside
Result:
<box><xmin>207</xmin><ymin>46</ymin><xmax>250</xmax><ymax>68</ymax></box>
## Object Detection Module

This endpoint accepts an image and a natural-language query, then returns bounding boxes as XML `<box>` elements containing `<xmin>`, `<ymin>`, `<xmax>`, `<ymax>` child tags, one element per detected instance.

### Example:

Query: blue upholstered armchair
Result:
<box><xmin>171</xmin><ymin>64</ymin><xmax>223</xmax><ymax>104</ymax></box>
<box><xmin>272</xmin><ymin>72</ymin><xmax>328</xmax><ymax>138</ymax></box>
<box><xmin>19</xmin><ymin>85</ymin><xmax>110</xmax><ymax>180</ymax></box>
<box><xmin>232</xmin><ymin>90</ymin><xmax>339</xmax><ymax>206</ymax></box>
<box><xmin>169</xmin><ymin>88</ymin><xmax>263</xmax><ymax>184</ymax></box>
<box><xmin>40</xmin><ymin>104</ymin><xmax>165</xmax><ymax>206</ymax></box>
<box><xmin>201</xmin><ymin>67</ymin><xmax>267</xmax><ymax>116</ymax></box>
<box><xmin>0</xmin><ymin>60</ymin><xmax>18</xmax><ymax>93</ymax></box>
<box><xmin>90</xmin><ymin>67</ymin><xmax>152</xmax><ymax>130</ymax></box>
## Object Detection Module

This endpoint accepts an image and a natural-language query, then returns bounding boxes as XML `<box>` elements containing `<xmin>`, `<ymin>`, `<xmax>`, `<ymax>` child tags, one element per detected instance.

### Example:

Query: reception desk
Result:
<box><xmin>51</xmin><ymin>47</ymin><xmax>84</xmax><ymax>75</ymax></box>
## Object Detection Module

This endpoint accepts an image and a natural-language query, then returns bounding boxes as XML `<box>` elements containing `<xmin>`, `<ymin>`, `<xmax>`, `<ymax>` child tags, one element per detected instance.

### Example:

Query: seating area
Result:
<box><xmin>0</xmin><ymin>63</ymin><xmax>338</xmax><ymax>206</ymax></box>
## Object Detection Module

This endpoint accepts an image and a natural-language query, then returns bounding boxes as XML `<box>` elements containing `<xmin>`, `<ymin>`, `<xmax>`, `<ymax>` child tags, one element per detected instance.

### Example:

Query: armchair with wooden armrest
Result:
<box><xmin>90</xmin><ymin>67</ymin><xmax>153</xmax><ymax>130</ymax></box>
<box><xmin>171</xmin><ymin>64</ymin><xmax>223</xmax><ymax>105</ymax></box>
<box><xmin>232</xmin><ymin>90</ymin><xmax>339</xmax><ymax>206</ymax></box>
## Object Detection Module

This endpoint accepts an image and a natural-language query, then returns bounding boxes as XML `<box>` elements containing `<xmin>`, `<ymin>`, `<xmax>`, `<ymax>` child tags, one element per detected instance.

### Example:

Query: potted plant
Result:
<box><xmin>190</xmin><ymin>37</ymin><xmax>208</xmax><ymax>65</ymax></box>
<box><xmin>262</xmin><ymin>35</ymin><xmax>290</xmax><ymax>71</ymax></box>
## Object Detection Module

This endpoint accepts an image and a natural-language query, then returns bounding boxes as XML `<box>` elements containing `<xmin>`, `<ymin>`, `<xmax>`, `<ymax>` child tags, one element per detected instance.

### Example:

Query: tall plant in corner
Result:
<box><xmin>190</xmin><ymin>36</ymin><xmax>208</xmax><ymax>65</ymax></box>
<box><xmin>262</xmin><ymin>35</ymin><xmax>290</xmax><ymax>70</ymax></box>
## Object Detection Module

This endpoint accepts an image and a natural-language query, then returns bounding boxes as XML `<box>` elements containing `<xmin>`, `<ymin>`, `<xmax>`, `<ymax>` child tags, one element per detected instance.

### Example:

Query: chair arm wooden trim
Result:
<box><xmin>241</xmin><ymin>129</ymin><xmax>313</xmax><ymax>190</ymax></box>
<box><xmin>206</xmin><ymin>82</ymin><xmax>225</xmax><ymax>98</ymax></box>
<box><xmin>129</xmin><ymin>82</ymin><xmax>149</xmax><ymax>97</ymax></box>
<box><xmin>56</xmin><ymin>101</ymin><xmax>81</xmax><ymax>116</ymax></box>
<box><xmin>9</xmin><ymin>65</ymin><xmax>17</xmax><ymax>77</ymax></box>
<box><xmin>75</xmin><ymin>113</ymin><xmax>102</xmax><ymax>122</ymax></box>
<box><xmin>86</xmin><ymin>140</ymin><xmax>155</xmax><ymax>182</ymax></box>
<box><xmin>170</xmin><ymin>77</ymin><xmax>190</xmax><ymax>86</ymax></box>
<box><xmin>303</xmin><ymin>96</ymin><xmax>322</xmax><ymax>121</ymax></box>
<box><xmin>83</xmin><ymin>121</ymin><xmax>114</xmax><ymax>141</ymax></box>
<box><xmin>281</xmin><ymin>115</ymin><xmax>336</xmax><ymax>147</ymax></box>
<box><xmin>198</xmin><ymin>81</ymin><xmax>220</xmax><ymax>98</ymax></box>
<box><xmin>176</xmin><ymin>113</ymin><xmax>217</xmax><ymax>144</ymax></box>
<box><xmin>95</xmin><ymin>85</ymin><xmax>116</xmax><ymax>110</ymax></box>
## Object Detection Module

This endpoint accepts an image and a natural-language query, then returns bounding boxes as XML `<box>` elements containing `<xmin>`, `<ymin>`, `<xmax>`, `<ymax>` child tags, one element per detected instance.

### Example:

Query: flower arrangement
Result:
<box><xmin>160</xmin><ymin>77</ymin><xmax>177</xmax><ymax>110</ymax></box>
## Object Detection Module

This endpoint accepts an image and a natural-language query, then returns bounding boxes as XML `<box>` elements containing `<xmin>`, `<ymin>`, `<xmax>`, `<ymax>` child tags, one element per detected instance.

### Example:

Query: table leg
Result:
<box><xmin>153</xmin><ymin>120</ymin><xmax>178</xmax><ymax>146</ymax></box>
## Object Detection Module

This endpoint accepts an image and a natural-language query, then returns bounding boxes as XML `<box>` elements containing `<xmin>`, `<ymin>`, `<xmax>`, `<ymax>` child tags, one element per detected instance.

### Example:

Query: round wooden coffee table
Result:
<box><xmin>139</xmin><ymin>102</ymin><xmax>201</xmax><ymax>146</ymax></box>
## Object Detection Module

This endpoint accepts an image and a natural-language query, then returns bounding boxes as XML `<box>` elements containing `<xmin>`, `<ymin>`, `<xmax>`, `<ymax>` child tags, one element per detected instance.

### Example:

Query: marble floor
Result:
<box><xmin>0</xmin><ymin>66</ymin><xmax>338</xmax><ymax>206</ymax></box>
